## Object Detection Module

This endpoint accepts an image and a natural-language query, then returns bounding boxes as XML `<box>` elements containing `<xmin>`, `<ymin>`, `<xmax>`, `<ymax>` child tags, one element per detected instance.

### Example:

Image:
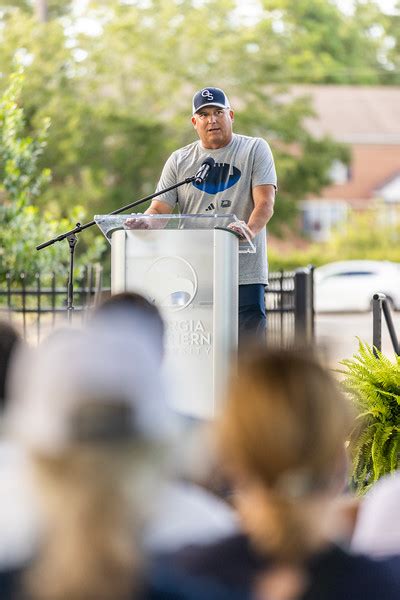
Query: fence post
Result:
<box><xmin>35</xmin><ymin>272</ymin><xmax>41</xmax><ymax>345</ymax></box>
<box><xmin>6</xmin><ymin>273</ymin><xmax>12</xmax><ymax>313</ymax></box>
<box><xmin>372</xmin><ymin>293</ymin><xmax>384</xmax><ymax>356</ymax></box>
<box><xmin>294</xmin><ymin>268</ymin><xmax>314</xmax><ymax>344</ymax></box>
<box><xmin>307</xmin><ymin>264</ymin><xmax>315</xmax><ymax>340</ymax></box>
<box><xmin>382</xmin><ymin>299</ymin><xmax>400</xmax><ymax>356</ymax></box>
<box><xmin>93</xmin><ymin>264</ymin><xmax>103</xmax><ymax>307</ymax></box>
<box><xmin>372</xmin><ymin>293</ymin><xmax>400</xmax><ymax>357</ymax></box>
<box><xmin>20</xmin><ymin>272</ymin><xmax>27</xmax><ymax>339</ymax></box>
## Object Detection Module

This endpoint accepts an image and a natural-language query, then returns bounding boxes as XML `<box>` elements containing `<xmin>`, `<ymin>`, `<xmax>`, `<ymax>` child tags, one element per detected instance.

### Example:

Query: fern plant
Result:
<box><xmin>338</xmin><ymin>339</ymin><xmax>400</xmax><ymax>495</ymax></box>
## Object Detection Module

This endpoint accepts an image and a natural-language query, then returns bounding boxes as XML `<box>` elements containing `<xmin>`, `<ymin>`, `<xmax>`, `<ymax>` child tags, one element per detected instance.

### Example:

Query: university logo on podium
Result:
<box><xmin>144</xmin><ymin>256</ymin><xmax>198</xmax><ymax>312</ymax></box>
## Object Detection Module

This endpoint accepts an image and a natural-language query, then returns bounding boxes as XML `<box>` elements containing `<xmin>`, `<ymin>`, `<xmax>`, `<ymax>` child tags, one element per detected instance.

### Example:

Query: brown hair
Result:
<box><xmin>217</xmin><ymin>346</ymin><xmax>353</xmax><ymax>563</ymax></box>
<box><xmin>0</xmin><ymin>320</ymin><xmax>22</xmax><ymax>410</ymax></box>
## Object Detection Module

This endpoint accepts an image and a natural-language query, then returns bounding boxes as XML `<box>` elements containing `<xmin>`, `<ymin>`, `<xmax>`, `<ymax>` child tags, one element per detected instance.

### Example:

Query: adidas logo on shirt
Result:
<box><xmin>205</xmin><ymin>203</ymin><xmax>215</xmax><ymax>212</ymax></box>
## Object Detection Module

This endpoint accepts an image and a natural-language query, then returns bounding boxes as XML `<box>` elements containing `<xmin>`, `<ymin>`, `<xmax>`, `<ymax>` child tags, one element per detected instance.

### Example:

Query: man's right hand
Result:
<box><xmin>124</xmin><ymin>217</ymin><xmax>150</xmax><ymax>230</ymax></box>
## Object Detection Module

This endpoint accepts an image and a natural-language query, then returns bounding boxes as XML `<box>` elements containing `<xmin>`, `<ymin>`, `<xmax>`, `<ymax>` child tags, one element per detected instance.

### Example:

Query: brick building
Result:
<box><xmin>292</xmin><ymin>85</ymin><xmax>400</xmax><ymax>241</ymax></box>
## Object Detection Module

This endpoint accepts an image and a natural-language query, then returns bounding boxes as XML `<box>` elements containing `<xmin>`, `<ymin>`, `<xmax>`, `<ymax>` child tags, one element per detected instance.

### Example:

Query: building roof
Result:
<box><xmin>375</xmin><ymin>172</ymin><xmax>400</xmax><ymax>202</ymax></box>
<box><xmin>289</xmin><ymin>85</ymin><xmax>400</xmax><ymax>144</ymax></box>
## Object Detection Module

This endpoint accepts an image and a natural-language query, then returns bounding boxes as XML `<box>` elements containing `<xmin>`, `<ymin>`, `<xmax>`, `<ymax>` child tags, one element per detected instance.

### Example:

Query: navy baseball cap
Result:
<box><xmin>192</xmin><ymin>87</ymin><xmax>230</xmax><ymax>114</ymax></box>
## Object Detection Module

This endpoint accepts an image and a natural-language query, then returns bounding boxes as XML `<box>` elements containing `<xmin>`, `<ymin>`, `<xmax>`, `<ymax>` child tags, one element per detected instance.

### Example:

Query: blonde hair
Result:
<box><xmin>7</xmin><ymin>326</ymin><xmax>173</xmax><ymax>600</ymax></box>
<box><xmin>217</xmin><ymin>347</ymin><xmax>353</xmax><ymax>563</ymax></box>
<box><xmin>24</xmin><ymin>438</ymin><xmax>164</xmax><ymax>600</ymax></box>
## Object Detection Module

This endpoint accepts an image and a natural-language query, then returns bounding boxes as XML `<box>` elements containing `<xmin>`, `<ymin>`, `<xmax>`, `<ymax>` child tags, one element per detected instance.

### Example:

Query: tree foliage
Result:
<box><xmin>0</xmin><ymin>68</ymin><xmax>51</xmax><ymax>207</ymax></box>
<box><xmin>254</xmin><ymin>0</ymin><xmax>392</xmax><ymax>84</ymax></box>
<box><xmin>268</xmin><ymin>209</ymin><xmax>400</xmax><ymax>271</ymax></box>
<box><xmin>0</xmin><ymin>0</ymin><xmax>398</xmax><ymax>268</ymax></box>
<box><xmin>0</xmin><ymin>69</ymin><xmax>104</xmax><ymax>282</ymax></box>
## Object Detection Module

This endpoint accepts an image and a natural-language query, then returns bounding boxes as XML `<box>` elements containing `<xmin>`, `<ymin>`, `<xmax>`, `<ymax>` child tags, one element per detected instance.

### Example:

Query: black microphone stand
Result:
<box><xmin>36</xmin><ymin>175</ymin><xmax>196</xmax><ymax>317</ymax></box>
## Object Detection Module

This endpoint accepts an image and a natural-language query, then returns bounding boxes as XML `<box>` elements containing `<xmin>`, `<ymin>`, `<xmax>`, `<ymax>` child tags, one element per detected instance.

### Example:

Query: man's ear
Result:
<box><xmin>191</xmin><ymin>116</ymin><xmax>197</xmax><ymax>128</ymax></box>
<box><xmin>229</xmin><ymin>110</ymin><xmax>234</xmax><ymax>122</ymax></box>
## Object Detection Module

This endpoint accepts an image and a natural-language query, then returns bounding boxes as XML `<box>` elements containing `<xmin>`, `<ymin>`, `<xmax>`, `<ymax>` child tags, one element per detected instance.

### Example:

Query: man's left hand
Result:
<box><xmin>227</xmin><ymin>221</ymin><xmax>254</xmax><ymax>240</ymax></box>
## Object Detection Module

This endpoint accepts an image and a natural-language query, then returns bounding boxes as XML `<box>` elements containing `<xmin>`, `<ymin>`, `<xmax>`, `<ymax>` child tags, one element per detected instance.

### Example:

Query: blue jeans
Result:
<box><xmin>239</xmin><ymin>284</ymin><xmax>267</xmax><ymax>344</ymax></box>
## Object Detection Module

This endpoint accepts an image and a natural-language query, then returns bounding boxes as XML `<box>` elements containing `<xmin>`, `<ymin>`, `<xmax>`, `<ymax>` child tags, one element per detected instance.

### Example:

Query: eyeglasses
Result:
<box><xmin>195</xmin><ymin>109</ymin><xmax>229</xmax><ymax>121</ymax></box>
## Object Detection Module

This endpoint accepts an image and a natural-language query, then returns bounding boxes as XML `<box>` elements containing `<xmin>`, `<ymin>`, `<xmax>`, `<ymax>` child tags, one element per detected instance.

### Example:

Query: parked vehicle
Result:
<box><xmin>314</xmin><ymin>260</ymin><xmax>400</xmax><ymax>312</ymax></box>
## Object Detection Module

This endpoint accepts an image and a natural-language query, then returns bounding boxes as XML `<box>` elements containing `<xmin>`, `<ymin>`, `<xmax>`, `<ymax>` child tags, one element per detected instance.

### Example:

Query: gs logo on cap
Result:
<box><xmin>201</xmin><ymin>89</ymin><xmax>214</xmax><ymax>101</ymax></box>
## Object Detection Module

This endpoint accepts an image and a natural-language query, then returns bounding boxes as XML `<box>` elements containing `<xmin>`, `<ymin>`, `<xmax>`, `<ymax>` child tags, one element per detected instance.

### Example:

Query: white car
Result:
<box><xmin>314</xmin><ymin>260</ymin><xmax>400</xmax><ymax>312</ymax></box>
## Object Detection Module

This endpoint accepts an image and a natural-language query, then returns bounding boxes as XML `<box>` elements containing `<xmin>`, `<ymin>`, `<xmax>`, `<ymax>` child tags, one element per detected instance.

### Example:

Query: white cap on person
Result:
<box><xmin>6</xmin><ymin>326</ymin><xmax>176</xmax><ymax>454</ymax></box>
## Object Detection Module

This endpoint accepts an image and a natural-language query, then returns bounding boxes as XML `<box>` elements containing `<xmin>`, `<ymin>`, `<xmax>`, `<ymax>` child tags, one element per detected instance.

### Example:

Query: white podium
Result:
<box><xmin>95</xmin><ymin>214</ymin><xmax>255</xmax><ymax>419</ymax></box>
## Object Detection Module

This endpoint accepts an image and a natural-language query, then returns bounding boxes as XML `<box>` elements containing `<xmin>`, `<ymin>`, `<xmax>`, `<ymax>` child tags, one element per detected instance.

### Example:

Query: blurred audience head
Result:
<box><xmin>6</xmin><ymin>324</ymin><xmax>175</xmax><ymax>600</ymax></box>
<box><xmin>217</xmin><ymin>346</ymin><xmax>353</xmax><ymax>563</ymax></box>
<box><xmin>0</xmin><ymin>320</ymin><xmax>22</xmax><ymax>413</ymax></box>
<box><xmin>351</xmin><ymin>473</ymin><xmax>400</xmax><ymax>557</ymax></box>
<box><xmin>92</xmin><ymin>291</ymin><xmax>165</xmax><ymax>363</ymax></box>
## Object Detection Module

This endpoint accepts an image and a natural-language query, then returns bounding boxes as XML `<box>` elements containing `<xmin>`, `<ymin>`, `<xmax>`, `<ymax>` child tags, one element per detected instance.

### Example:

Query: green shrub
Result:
<box><xmin>268</xmin><ymin>211</ymin><xmax>400</xmax><ymax>272</ymax></box>
<box><xmin>338</xmin><ymin>339</ymin><xmax>400</xmax><ymax>494</ymax></box>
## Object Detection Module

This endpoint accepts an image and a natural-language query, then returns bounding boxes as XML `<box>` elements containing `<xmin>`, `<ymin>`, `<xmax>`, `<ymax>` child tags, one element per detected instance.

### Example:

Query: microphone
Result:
<box><xmin>194</xmin><ymin>157</ymin><xmax>215</xmax><ymax>184</ymax></box>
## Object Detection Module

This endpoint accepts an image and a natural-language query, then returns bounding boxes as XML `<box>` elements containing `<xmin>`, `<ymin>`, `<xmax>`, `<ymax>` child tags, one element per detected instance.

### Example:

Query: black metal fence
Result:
<box><xmin>372</xmin><ymin>293</ymin><xmax>400</xmax><ymax>356</ymax></box>
<box><xmin>265</xmin><ymin>266</ymin><xmax>314</xmax><ymax>346</ymax></box>
<box><xmin>1</xmin><ymin>266</ymin><xmax>315</xmax><ymax>345</ymax></box>
<box><xmin>0</xmin><ymin>266</ymin><xmax>104</xmax><ymax>343</ymax></box>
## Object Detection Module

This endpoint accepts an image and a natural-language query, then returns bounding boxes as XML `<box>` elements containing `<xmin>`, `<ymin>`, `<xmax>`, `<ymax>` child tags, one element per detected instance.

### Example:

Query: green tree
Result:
<box><xmin>0</xmin><ymin>0</ymin><xmax>73</xmax><ymax>20</ymax></box>
<box><xmin>0</xmin><ymin>69</ymin><xmax>104</xmax><ymax>282</ymax></box>
<box><xmin>381</xmin><ymin>0</ymin><xmax>400</xmax><ymax>84</ymax></box>
<box><xmin>268</xmin><ymin>209</ymin><xmax>400</xmax><ymax>271</ymax></box>
<box><xmin>0</xmin><ymin>7</ymin><xmax>171</xmax><ymax>217</ymax></box>
<box><xmin>253</xmin><ymin>0</ymin><xmax>391</xmax><ymax>84</ymax></box>
<box><xmin>0</xmin><ymin>0</ymin><xmax>395</xmax><ymax>240</ymax></box>
<box><xmin>0</xmin><ymin>68</ymin><xmax>51</xmax><ymax>209</ymax></box>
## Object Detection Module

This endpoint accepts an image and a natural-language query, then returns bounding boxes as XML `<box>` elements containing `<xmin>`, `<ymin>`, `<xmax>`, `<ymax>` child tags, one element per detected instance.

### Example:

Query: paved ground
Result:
<box><xmin>315</xmin><ymin>311</ymin><xmax>400</xmax><ymax>368</ymax></box>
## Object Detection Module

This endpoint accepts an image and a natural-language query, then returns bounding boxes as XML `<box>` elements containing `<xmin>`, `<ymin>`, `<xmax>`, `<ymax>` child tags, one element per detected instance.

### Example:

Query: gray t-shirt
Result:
<box><xmin>155</xmin><ymin>133</ymin><xmax>277</xmax><ymax>285</ymax></box>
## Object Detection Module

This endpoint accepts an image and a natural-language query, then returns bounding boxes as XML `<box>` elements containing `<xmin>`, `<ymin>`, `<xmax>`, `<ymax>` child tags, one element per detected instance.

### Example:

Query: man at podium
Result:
<box><xmin>131</xmin><ymin>87</ymin><xmax>277</xmax><ymax>341</ymax></box>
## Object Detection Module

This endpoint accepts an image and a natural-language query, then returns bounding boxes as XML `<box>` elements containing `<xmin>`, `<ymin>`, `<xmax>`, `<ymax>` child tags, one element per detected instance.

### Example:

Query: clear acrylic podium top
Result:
<box><xmin>94</xmin><ymin>213</ymin><xmax>256</xmax><ymax>254</ymax></box>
